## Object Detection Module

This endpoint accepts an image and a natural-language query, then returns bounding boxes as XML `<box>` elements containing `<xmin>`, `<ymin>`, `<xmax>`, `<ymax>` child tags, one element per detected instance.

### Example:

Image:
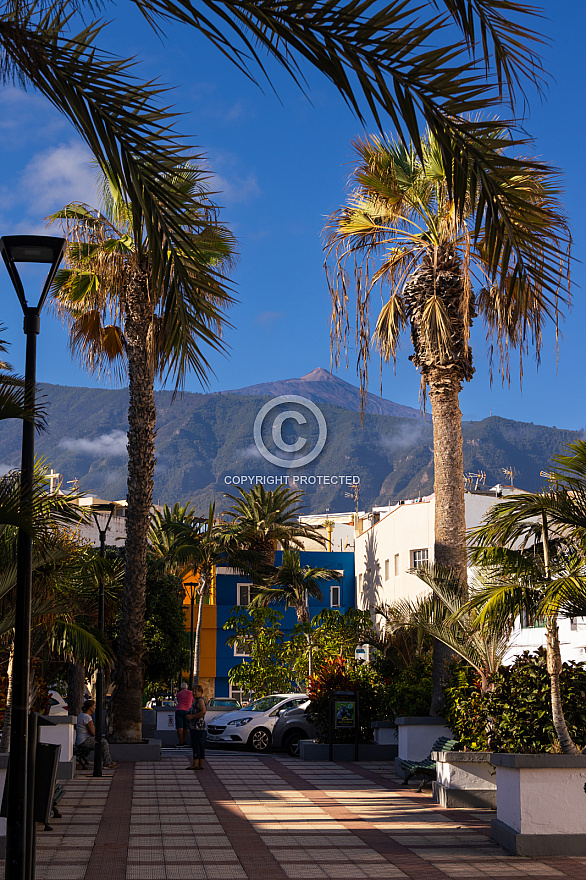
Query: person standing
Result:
<box><xmin>186</xmin><ymin>685</ymin><xmax>207</xmax><ymax>770</ymax></box>
<box><xmin>175</xmin><ymin>682</ymin><xmax>193</xmax><ymax>748</ymax></box>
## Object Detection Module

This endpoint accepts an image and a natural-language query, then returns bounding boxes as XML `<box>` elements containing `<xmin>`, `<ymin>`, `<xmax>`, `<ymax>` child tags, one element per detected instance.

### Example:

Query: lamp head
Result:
<box><xmin>0</xmin><ymin>234</ymin><xmax>66</xmax><ymax>314</ymax></box>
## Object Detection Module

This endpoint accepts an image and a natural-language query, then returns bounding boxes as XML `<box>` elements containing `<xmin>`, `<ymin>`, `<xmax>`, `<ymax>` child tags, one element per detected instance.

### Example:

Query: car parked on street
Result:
<box><xmin>271</xmin><ymin>701</ymin><xmax>316</xmax><ymax>757</ymax></box>
<box><xmin>206</xmin><ymin>697</ymin><xmax>241</xmax><ymax>723</ymax></box>
<box><xmin>207</xmin><ymin>693</ymin><xmax>308</xmax><ymax>752</ymax></box>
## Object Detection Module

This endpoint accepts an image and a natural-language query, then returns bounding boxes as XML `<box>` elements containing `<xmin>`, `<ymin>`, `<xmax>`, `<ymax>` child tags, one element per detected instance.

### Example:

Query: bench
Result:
<box><xmin>399</xmin><ymin>737</ymin><xmax>460</xmax><ymax>791</ymax></box>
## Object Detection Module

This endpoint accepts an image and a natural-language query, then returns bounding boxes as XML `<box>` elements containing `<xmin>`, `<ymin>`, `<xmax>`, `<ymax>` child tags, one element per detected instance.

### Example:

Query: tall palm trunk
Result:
<box><xmin>111</xmin><ymin>261</ymin><xmax>156</xmax><ymax>743</ymax></box>
<box><xmin>404</xmin><ymin>245</ymin><xmax>473</xmax><ymax>714</ymax></box>
<box><xmin>541</xmin><ymin>512</ymin><xmax>579</xmax><ymax>754</ymax></box>
<box><xmin>67</xmin><ymin>662</ymin><xmax>85</xmax><ymax>719</ymax></box>
<box><xmin>1</xmin><ymin>645</ymin><xmax>14</xmax><ymax>752</ymax></box>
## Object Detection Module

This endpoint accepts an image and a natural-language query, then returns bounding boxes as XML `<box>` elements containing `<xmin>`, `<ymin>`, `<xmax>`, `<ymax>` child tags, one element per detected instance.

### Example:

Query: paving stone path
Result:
<box><xmin>17</xmin><ymin>753</ymin><xmax>586</xmax><ymax>879</ymax></box>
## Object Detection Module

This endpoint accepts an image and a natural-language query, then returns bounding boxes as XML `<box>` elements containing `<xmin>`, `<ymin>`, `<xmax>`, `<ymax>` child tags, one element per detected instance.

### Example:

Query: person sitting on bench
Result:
<box><xmin>76</xmin><ymin>699</ymin><xmax>118</xmax><ymax>769</ymax></box>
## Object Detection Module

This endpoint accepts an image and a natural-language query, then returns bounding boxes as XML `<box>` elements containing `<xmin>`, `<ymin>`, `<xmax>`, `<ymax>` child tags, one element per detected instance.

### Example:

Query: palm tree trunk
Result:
<box><xmin>111</xmin><ymin>262</ymin><xmax>155</xmax><ymax>743</ymax></box>
<box><xmin>404</xmin><ymin>248</ymin><xmax>472</xmax><ymax>716</ymax></box>
<box><xmin>540</xmin><ymin>511</ymin><xmax>579</xmax><ymax>754</ymax></box>
<box><xmin>428</xmin><ymin>369</ymin><xmax>467</xmax><ymax>714</ymax></box>
<box><xmin>546</xmin><ymin>616</ymin><xmax>580</xmax><ymax>754</ymax></box>
<box><xmin>1</xmin><ymin>645</ymin><xmax>14</xmax><ymax>752</ymax></box>
<box><xmin>67</xmin><ymin>662</ymin><xmax>85</xmax><ymax>719</ymax></box>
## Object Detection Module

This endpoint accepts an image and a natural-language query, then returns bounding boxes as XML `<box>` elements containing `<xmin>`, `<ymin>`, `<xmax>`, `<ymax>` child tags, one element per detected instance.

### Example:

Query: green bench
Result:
<box><xmin>399</xmin><ymin>737</ymin><xmax>460</xmax><ymax>791</ymax></box>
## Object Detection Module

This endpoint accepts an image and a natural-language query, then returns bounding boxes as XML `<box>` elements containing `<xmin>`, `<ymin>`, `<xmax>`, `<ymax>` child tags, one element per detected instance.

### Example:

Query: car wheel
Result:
<box><xmin>249</xmin><ymin>727</ymin><xmax>271</xmax><ymax>752</ymax></box>
<box><xmin>284</xmin><ymin>732</ymin><xmax>302</xmax><ymax>758</ymax></box>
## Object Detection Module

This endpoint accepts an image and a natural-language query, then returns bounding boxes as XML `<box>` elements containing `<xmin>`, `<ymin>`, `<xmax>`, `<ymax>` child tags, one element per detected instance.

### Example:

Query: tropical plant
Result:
<box><xmin>325</xmin><ymin>128</ymin><xmax>569</xmax><ymax>710</ymax></box>
<box><xmin>468</xmin><ymin>488</ymin><xmax>586</xmax><ymax>754</ymax></box>
<box><xmin>143</xmin><ymin>572</ymin><xmax>189</xmax><ymax>689</ymax></box>
<box><xmin>392</xmin><ymin>563</ymin><xmax>514</xmax><ymax>694</ymax></box>
<box><xmin>49</xmin><ymin>163</ymin><xmax>235</xmax><ymax>742</ymax></box>
<box><xmin>224</xmin><ymin>607</ymin><xmax>296</xmax><ymax>697</ymax></box>
<box><xmin>0</xmin><ymin>0</ymin><xmax>558</xmax><ymax>299</ymax></box>
<box><xmin>306</xmin><ymin>656</ymin><xmax>384</xmax><ymax>743</ymax></box>
<box><xmin>250</xmin><ymin>548</ymin><xmax>341</xmax><ymax>624</ymax></box>
<box><xmin>445</xmin><ymin>651</ymin><xmax>586</xmax><ymax>753</ymax></box>
<box><xmin>223</xmin><ymin>484</ymin><xmax>325</xmax><ymax>568</ymax></box>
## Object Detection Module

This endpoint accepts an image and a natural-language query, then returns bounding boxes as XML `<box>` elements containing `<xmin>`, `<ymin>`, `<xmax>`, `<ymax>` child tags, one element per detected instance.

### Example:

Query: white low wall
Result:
<box><xmin>40</xmin><ymin>715</ymin><xmax>75</xmax><ymax>762</ymax></box>
<box><xmin>396</xmin><ymin>717</ymin><xmax>453</xmax><ymax>761</ymax></box>
<box><xmin>491</xmin><ymin>754</ymin><xmax>586</xmax><ymax>857</ymax></box>
<box><xmin>432</xmin><ymin>751</ymin><xmax>496</xmax><ymax>809</ymax></box>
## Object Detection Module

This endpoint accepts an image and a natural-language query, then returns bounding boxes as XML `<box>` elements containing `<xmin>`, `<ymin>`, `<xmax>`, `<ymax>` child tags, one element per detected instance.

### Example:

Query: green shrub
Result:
<box><xmin>445</xmin><ymin>650</ymin><xmax>586</xmax><ymax>753</ymax></box>
<box><xmin>377</xmin><ymin>657</ymin><xmax>433</xmax><ymax>722</ymax></box>
<box><xmin>306</xmin><ymin>657</ymin><xmax>384</xmax><ymax>743</ymax></box>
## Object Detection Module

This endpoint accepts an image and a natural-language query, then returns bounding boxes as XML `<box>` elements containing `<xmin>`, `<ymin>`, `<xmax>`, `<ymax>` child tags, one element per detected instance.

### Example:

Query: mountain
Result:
<box><xmin>0</xmin><ymin>374</ymin><xmax>580</xmax><ymax>515</ymax></box>
<box><xmin>224</xmin><ymin>367</ymin><xmax>427</xmax><ymax>419</ymax></box>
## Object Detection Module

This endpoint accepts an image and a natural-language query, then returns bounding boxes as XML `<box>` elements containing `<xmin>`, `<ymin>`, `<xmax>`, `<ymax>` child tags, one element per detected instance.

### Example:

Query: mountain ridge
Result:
<box><xmin>0</xmin><ymin>371</ymin><xmax>579</xmax><ymax>515</ymax></box>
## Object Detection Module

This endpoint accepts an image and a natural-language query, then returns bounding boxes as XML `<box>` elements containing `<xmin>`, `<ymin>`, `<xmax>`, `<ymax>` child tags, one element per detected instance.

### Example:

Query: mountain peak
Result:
<box><xmin>300</xmin><ymin>367</ymin><xmax>335</xmax><ymax>382</ymax></box>
<box><xmin>226</xmin><ymin>367</ymin><xmax>426</xmax><ymax>420</ymax></box>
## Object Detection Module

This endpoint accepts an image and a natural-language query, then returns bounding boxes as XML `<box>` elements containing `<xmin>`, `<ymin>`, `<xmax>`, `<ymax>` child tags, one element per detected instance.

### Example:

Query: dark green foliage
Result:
<box><xmin>375</xmin><ymin>656</ymin><xmax>433</xmax><ymax>723</ymax></box>
<box><xmin>306</xmin><ymin>657</ymin><xmax>383</xmax><ymax>743</ymax></box>
<box><xmin>445</xmin><ymin>651</ymin><xmax>586</xmax><ymax>753</ymax></box>
<box><xmin>143</xmin><ymin>573</ymin><xmax>189</xmax><ymax>687</ymax></box>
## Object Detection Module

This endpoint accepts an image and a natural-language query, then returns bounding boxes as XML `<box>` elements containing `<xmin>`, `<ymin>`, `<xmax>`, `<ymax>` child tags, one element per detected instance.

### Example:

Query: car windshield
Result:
<box><xmin>244</xmin><ymin>696</ymin><xmax>288</xmax><ymax>713</ymax></box>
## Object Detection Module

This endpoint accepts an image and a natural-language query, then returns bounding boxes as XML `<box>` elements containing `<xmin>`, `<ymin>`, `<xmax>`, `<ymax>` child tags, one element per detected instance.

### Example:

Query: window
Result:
<box><xmin>570</xmin><ymin>618</ymin><xmax>578</xmax><ymax>632</ymax></box>
<box><xmin>237</xmin><ymin>583</ymin><xmax>251</xmax><ymax>606</ymax></box>
<box><xmin>411</xmin><ymin>549</ymin><xmax>429</xmax><ymax>570</ymax></box>
<box><xmin>384</xmin><ymin>559</ymin><xmax>390</xmax><ymax>581</ymax></box>
<box><xmin>394</xmin><ymin>553</ymin><xmax>400</xmax><ymax>576</ymax></box>
<box><xmin>331</xmin><ymin>585</ymin><xmax>340</xmax><ymax>607</ymax></box>
<box><xmin>233</xmin><ymin>639</ymin><xmax>252</xmax><ymax>657</ymax></box>
<box><xmin>358</xmin><ymin>573</ymin><xmax>363</xmax><ymax>591</ymax></box>
<box><xmin>521</xmin><ymin>609</ymin><xmax>546</xmax><ymax>629</ymax></box>
<box><xmin>229</xmin><ymin>685</ymin><xmax>248</xmax><ymax>706</ymax></box>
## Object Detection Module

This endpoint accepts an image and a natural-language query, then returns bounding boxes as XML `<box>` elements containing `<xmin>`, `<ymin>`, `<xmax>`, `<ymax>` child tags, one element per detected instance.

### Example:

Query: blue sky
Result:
<box><xmin>0</xmin><ymin>0</ymin><xmax>584</xmax><ymax>430</ymax></box>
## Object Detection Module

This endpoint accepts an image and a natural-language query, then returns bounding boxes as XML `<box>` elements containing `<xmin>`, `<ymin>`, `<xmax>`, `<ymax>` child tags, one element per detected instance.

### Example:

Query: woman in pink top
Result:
<box><xmin>175</xmin><ymin>683</ymin><xmax>193</xmax><ymax>747</ymax></box>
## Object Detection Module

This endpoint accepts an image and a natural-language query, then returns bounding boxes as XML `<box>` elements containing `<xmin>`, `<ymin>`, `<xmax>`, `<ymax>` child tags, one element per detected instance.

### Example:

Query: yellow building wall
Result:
<box><xmin>182</xmin><ymin>570</ymin><xmax>216</xmax><ymax>685</ymax></box>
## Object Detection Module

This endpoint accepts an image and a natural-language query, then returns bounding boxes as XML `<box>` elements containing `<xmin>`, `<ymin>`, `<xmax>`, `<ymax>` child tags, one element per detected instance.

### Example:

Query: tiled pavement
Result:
<box><xmin>16</xmin><ymin>752</ymin><xmax>586</xmax><ymax>879</ymax></box>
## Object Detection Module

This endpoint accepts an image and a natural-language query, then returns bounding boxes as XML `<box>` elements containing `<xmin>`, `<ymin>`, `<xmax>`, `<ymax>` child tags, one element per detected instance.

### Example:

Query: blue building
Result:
<box><xmin>213</xmin><ymin>550</ymin><xmax>355</xmax><ymax>701</ymax></box>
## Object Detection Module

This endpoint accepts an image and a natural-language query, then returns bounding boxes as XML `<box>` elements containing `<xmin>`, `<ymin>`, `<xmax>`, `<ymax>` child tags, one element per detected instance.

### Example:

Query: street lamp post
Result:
<box><xmin>90</xmin><ymin>503</ymin><xmax>118</xmax><ymax>777</ymax></box>
<box><xmin>0</xmin><ymin>236</ymin><xmax>66</xmax><ymax>880</ymax></box>
<box><xmin>184</xmin><ymin>582</ymin><xmax>198</xmax><ymax>690</ymax></box>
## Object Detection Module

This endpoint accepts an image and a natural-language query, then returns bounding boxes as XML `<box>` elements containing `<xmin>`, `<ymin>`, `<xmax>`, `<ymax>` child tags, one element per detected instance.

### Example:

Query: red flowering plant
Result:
<box><xmin>306</xmin><ymin>657</ymin><xmax>384</xmax><ymax>743</ymax></box>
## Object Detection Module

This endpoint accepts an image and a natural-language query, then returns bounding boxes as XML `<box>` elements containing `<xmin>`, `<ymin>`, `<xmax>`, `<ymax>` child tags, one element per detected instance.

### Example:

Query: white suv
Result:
<box><xmin>207</xmin><ymin>693</ymin><xmax>308</xmax><ymax>752</ymax></box>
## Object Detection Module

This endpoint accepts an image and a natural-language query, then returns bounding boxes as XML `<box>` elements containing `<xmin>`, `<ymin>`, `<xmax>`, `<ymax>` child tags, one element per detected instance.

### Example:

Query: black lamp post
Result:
<box><xmin>0</xmin><ymin>235</ymin><xmax>66</xmax><ymax>880</ymax></box>
<box><xmin>90</xmin><ymin>503</ymin><xmax>119</xmax><ymax>777</ymax></box>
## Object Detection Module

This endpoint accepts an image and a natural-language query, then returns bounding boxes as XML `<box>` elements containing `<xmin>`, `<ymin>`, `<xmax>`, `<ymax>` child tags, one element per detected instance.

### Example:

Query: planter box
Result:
<box><xmin>432</xmin><ymin>751</ymin><xmax>496</xmax><ymax>809</ymax></box>
<box><xmin>490</xmin><ymin>753</ymin><xmax>586</xmax><ymax>857</ymax></box>
<box><xmin>371</xmin><ymin>721</ymin><xmax>398</xmax><ymax>750</ymax></box>
<box><xmin>108</xmin><ymin>738</ymin><xmax>161</xmax><ymax>762</ymax></box>
<box><xmin>39</xmin><ymin>715</ymin><xmax>77</xmax><ymax>779</ymax></box>
<box><xmin>394</xmin><ymin>716</ymin><xmax>453</xmax><ymax>778</ymax></box>
<box><xmin>299</xmin><ymin>741</ymin><xmax>397</xmax><ymax>762</ymax></box>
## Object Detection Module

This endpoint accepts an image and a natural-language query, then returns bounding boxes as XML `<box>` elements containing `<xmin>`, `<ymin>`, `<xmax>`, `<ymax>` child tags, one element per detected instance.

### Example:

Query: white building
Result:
<box><xmin>354</xmin><ymin>487</ymin><xmax>586</xmax><ymax>664</ymax></box>
<box><xmin>298</xmin><ymin>511</ymin><xmax>356</xmax><ymax>553</ymax></box>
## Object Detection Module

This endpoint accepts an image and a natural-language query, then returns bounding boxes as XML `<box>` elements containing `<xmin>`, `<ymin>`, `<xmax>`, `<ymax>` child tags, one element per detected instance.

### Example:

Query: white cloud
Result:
<box><xmin>0</xmin><ymin>463</ymin><xmax>14</xmax><ymax>477</ymax></box>
<box><xmin>378</xmin><ymin>422</ymin><xmax>428</xmax><ymax>452</ymax></box>
<box><xmin>211</xmin><ymin>172</ymin><xmax>260</xmax><ymax>206</ymax></box>
<box><xmin>255</xmin><ymin>311</ymin><xmax>284</xmax><ymax>327</ymax></box>
<box><xmin>60</xmin><ymin>430</ymin><xmax>128</xmax><ymax>457</ymax></box>
<box><xmin>19</xmin><ymin>141</ymin><xmax>96</xmax><ymax>214</ymax></box>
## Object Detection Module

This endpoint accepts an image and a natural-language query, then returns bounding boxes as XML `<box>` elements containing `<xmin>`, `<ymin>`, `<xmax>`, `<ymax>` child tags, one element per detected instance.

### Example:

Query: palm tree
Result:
<box><xmin>0</xmin><ymin>0</ymin><xmax>560</xmax><ymax>302</ymax></box>
<box><xmin>251</xmin><ymin>548</ymin><xmax>341</xmax><ymax>624</ymax></box>
<box><xmin>223</xmin><ymin>484</ymin><xmax>325</xmax><ymax>568</ymax></box>
<box><xmin>49</xmin><ymin>164</ymin><xmax>235</xmax><ymax>742</ymax></box>
<box><xmin>391</xmin><ymin>563</ymin><xmax>514</xmax><ymax>694</ymax></box>
<box><xmin>325</xmin><ymin>129</ymin><xmax>569</xmax><ymax>711</ymax></box>
<box><xmin>468</xmin><ymin>491</ymin><xmax>586</xmax><ymax>755</ymax></box>
<box><xmin>161</xmin><ymin>504</ymin><xmax>261</xmax><ymax>687</ymax></box>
